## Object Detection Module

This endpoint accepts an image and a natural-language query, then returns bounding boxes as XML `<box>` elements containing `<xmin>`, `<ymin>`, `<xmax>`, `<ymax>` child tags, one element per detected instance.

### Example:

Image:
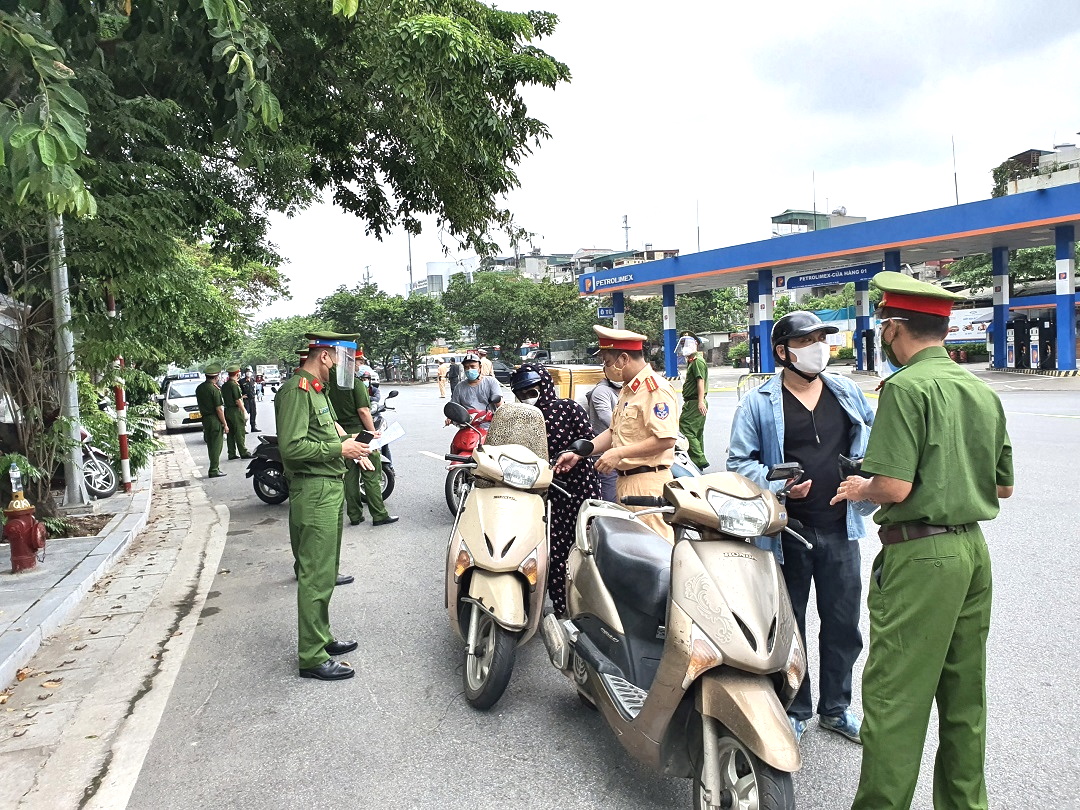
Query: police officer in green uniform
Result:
<box><xmin>275</xmin><ymin>332</ymin><xmax>373</xmax><ymax>681</ymax></box>
<box><xmin>677</xmin><ymin>332</ymin><xmax>710</xmax><ymax>469</ymax></box>
<box><xmin>195</xmin><ymin>363</ymin><xmax>229</xmax><ymax>478</ymax></box>
<box><xmin>221</xmin><ymin>365</ymin><xmax>251</xmax><ymax>460</ymax></box>
<box><xmin>832</xmin><ymin>271</ymin><xmax>1014</xmax><ymax>810</ymax></box>
<box><xmin>326</xmin><ymin>366</ymin><xmax>398</xmax><ymax>527</ymax></box>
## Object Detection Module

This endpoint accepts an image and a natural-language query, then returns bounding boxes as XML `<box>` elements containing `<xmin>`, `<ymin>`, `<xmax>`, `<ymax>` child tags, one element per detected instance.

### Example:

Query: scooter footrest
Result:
<box><xmin>602</xmin><ymin>673</ymin><xmax>647</xmax><ymax>719</ymax></box>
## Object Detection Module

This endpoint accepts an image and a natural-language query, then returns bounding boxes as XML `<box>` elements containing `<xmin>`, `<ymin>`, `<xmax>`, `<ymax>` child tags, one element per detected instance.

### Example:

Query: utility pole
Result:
<box><xmin>952</xmin><ymin>135</ymin><xmax>960</xmax><ymax>205</ymax></box>
<box><xmin>363</xmin><ymin>265</ymin><xmax>372</xmax><ymax>285</ymax></box>
<box><xmin>48</xmin><ymin>213</ymin><xmax>89</xmax><ymax>506</ymax></box>
<box><xmin>406</xmin><ymin>232</ymin><xmax>414</xmax><ymax>296</ymax></box>
<box><xmin>696</xmin><ymin>200</ymin><xmax>701</xmax><ymax>253</ymax></box>
<box><xmin>622</xmin><ymin>215</ymin><xmax>630</xmax><ymax>251</ymax></box>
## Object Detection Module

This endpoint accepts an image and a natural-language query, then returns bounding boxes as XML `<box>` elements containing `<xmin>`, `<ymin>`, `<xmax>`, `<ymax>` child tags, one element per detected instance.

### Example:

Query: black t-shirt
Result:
<box><xmin>446</xmin><ymin>363</ymin><xmax>461</xmax><ymax>384</ymax></box>
<box><xmin>782</xmin><ymin>383</ymin><xmax>849</xmax><ymax>529</ymax></box>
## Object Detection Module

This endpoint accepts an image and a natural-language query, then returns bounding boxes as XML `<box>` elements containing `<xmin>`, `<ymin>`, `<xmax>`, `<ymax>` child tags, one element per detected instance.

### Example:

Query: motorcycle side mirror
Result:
<box><xmin>443</xmin><ymin>401</ymin><xmax>471</xmax><ymax>425</ymax></box>
<box><xmin>766</xmin><ymin>462</ymin><xmax>803</xmax><ymax>482</ymax></box>
<box><xmin>567</xmin><ymin>439</ymin><xmax>594</xmax><ymax>457</ymax></box>
<box><xmin>387</xmin><ymin>389</ymin><xmax>400</xmax><ymax>399</ymax></box>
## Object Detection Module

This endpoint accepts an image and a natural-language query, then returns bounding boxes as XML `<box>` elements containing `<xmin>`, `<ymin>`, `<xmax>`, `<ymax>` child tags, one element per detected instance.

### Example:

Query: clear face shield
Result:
<box><xmin>316</xmin><ymin>340</ymin><xmax>357</xmax><ymax>387</ymax></box>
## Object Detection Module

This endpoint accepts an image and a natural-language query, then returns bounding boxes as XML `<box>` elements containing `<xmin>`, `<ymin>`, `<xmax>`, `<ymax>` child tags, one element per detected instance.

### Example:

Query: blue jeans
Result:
<box><xmin>781</xmin><ymin>523</ymin><xmax>863</xmax><ymax>721</ymax></box>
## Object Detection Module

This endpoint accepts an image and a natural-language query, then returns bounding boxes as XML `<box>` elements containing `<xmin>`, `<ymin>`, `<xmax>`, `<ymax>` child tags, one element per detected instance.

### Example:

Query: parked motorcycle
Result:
<box><xmin>541</xmin><ymin>446</ymin><xmax>808</xmax><ymax>810</ymax></box>
<box><xmin>443</xmin><ymin>401</ymin><xmax>553</xmax><ymax>709</ymax></box>
<box><xmin>444</xmin><ymin>407</ymin><xmax>493</xmax><ymax>516</ymax></box>
<box><xmin>80</xmin><ymin>427</ymin><xmax>119</xmax><ymax>499</ymax></box>
<box><xmin>246</xmin><ymin>390</ymin><xmax>399</xmax><ymax>505</ymax></box>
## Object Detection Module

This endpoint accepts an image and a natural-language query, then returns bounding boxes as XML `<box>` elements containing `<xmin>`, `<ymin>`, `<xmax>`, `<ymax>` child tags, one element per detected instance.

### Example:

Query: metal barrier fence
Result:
<box><xmin>736</xmin><ymin>373</ymin><xmax>774</xmax><ymax>401</ymax></box>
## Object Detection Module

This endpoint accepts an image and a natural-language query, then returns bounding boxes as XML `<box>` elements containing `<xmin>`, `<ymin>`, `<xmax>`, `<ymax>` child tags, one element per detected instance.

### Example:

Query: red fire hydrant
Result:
<box><xmin>4</xmin><ymin>464</ymin><xmax>46</xmax><ymax>573</ymax></box>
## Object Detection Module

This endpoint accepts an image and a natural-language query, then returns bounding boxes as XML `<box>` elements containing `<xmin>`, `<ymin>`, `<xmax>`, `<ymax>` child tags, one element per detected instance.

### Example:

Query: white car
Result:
<box><xmin>163</xmin><ymin>379</ymin><xmax>204</xmax><ymax>432</ymax></box>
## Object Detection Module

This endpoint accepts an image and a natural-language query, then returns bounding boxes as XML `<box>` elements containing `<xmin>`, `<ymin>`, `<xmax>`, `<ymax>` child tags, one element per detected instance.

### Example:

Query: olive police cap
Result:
<box><xmin>873</xmin><ymin>270</ymin><xmax>964</xmax><ymax>317</ymax></box>
<box><xmin>226</xmin><ymin>365</ymin><xmax>241</xmax><ymax>373</ymax></box>
<box><xmin>593</xmin><ymin>324</ymin><xmax>647</xmax><ymax>352</ymax></box>
<box><xmin>203</xmin><ymin>363</ymin><xmax>223</xmax><ymax>375</ymax></box>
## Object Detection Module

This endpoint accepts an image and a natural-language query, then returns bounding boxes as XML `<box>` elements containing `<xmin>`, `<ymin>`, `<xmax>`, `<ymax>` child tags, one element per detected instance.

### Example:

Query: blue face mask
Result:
<box><xmin>465</xmin><ymin>369</ymin><xmax>480</xmax><ymax>381</ymax></box>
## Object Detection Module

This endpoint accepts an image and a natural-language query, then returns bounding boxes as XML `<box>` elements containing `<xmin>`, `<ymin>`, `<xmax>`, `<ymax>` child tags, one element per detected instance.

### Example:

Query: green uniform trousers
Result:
<box><xmin>288</xmin><ymin>474</ymin><xmax>345</xmax><ymax>670</ymax></box>
<box><xmin>344</xmin><ymin>450</ymin><xmax>389</xmax><ymax>523</ymax></box>
<box><xmin>679</xmin><ymin>402</ymin><xmax>709</xmax><ymax>469</ymax></box>
<box><xmin>224</xmin><ymin>409</ymin><xmax>250</xmax><ymax>459</ymax></box>
<box><xmin>202</xmin><ymin>421</ymin><xmax>224</xmax><ymax>475</ymax></box>
<box><xmin>853</xmin><ymin>526</ymin><xmax>992</xmax><ymax>810</ymax></box>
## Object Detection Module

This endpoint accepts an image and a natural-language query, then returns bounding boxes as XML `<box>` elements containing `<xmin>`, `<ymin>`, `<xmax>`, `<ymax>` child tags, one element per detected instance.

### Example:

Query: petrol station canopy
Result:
<box><xmin>577</xmin><ymin>184</ymin><xmax>1080</xmax><ymax>297</ymax></box>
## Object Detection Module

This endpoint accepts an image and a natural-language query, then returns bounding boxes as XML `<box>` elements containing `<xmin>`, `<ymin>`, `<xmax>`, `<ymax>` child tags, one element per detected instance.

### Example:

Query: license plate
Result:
<box><xmin>189</xmin><ymin>412</ymin><xmax>201</xmax><ymax>420</ymax></box>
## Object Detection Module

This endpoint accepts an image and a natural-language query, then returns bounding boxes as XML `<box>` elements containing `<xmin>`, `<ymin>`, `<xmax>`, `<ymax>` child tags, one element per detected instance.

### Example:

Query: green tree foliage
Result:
<box><xmin>772</xmin><ymin>283</ymin><xmax>880</xmax><ymax>318</ymax></box>
<box><xmin>316</xmin><ymin>284</ymin><xmax>454</xmax><ymax>376</ymax></box>
<box><xmin>240</xmin><ymin>315</ymin><xmax>332</xmax><ymax>370</ymax></box>
<box><xmin>945</xmin><ymin>248</ymin><xmax>1065</xmax><ymax>294</ymax></box>
<box><xmin>306</xmin><ymin>0</ymin><xmax>571</xmax><ymax>254</ymax></box>
<box><xmin>441</xmin><ymin>271</ymin><xmax>591</xmax><ymax>357</ymax></box>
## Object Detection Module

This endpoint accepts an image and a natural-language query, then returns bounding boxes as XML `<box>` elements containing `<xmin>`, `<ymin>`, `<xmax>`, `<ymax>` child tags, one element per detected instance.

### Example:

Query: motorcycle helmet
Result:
<box><xmin>771</xmin><ymin>311</ymin><xmax>838</xmax><ymax>347</ymax></box>
<box><xmin>509</xmin><ymin>367</ymin><xmax>543</xmax><ymax>396</ymax></box>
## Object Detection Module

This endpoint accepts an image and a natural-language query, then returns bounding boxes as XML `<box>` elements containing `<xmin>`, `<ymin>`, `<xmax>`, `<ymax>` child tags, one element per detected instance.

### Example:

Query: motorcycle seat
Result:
<box><xmin>591</xmin><ymin>516</ymin><xmax>672</xmax><ymax>620</ymax></box>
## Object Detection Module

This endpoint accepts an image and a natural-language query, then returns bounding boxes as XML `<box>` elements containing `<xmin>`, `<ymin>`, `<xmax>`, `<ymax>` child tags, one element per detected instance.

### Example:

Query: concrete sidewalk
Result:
<box><xmin>0</xmin><ymin>451</ymin><xmax>154</xmax><ymax>690</ymax></box>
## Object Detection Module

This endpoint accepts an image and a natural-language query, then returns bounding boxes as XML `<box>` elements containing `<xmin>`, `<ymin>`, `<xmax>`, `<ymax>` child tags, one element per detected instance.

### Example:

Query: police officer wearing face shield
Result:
<box><xmin>275</xmin><ymin>332</ymin><xmax>374</xmax><ymax>681</ymax></box>
<box><xmin>727</xmin><ymin>311</ymin><xmax>876</xmax><ymax>745</ymax></box>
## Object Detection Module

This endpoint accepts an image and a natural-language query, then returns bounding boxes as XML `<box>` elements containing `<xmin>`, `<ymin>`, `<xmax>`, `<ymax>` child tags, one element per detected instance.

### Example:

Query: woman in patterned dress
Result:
<box><xmin>510</xmin><ymin>363</ymin><xmax>601</xmax><ymax>617</ymax></box>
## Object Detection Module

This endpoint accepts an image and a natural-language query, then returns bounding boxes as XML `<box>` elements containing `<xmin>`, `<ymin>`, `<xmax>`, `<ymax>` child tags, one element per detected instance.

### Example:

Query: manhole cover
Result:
<box><xmin>160</xmin><ymin>480</ymin><xmax>190</xmax><ymax>489</ymax></box>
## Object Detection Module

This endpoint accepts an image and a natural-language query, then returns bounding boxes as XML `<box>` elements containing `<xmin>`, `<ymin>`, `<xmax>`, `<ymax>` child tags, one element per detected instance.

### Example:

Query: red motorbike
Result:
<box><xmin>445</xmin><ymin>408</ymin><xmax>492</xmax><ymax>515</ymax></box>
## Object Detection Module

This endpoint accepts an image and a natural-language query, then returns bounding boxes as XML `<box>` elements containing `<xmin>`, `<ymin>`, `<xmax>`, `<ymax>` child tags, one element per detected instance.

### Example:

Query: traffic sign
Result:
<box><xmin>597</xmin><ymin>307</ymin><xmax>614</xmax><ymax>318</ymax></box>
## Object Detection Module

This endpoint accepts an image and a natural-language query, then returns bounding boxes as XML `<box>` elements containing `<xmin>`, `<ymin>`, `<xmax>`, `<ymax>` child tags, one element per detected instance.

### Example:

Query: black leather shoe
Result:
<box><xmin>335</xmin><ymin>574</ymin><xmax>355</xmax><ymax>586</ymax></box>
<box><xmin>299</xmin><ymin>659</ymin><xmax>354</xmax><ymax>680</ymax></box>
<box><xmin>208</xmin><ymin>471</ymin><xmax>227</xmax><ymax>478</ymax></box>
<box><xmin>325</xmin><ymin>640</ymin><xmax>358</xmax><ymax>656</ymax></box>
<box><xmin>372</xmin><ymin>516</ymin><xmax>399</xmax><ymax>526</ymax></box>
<box><xmin>349</xmin><ymin>517</ymin><xmax>365</xmax><ymax>526</ymax></box>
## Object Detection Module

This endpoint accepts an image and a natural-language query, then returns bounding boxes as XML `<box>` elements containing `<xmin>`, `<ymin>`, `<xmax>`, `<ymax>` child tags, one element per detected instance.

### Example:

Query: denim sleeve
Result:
<box><xmin>726</xmin><ymin>399</ymin><xmax>784</xmax><ymax>494</ymax></box>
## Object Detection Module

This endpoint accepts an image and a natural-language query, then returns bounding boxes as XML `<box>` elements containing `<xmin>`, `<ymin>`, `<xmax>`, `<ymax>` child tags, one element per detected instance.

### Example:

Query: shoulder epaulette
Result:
<box><xmin>645</xmin><ymin>376</ymin><xmax>659</xmax><ymax>392</ymax></box>
<box><xmin>298</xmin><ymin>377</ymin><xmax>309</xmax><ymax>391</ymax></box>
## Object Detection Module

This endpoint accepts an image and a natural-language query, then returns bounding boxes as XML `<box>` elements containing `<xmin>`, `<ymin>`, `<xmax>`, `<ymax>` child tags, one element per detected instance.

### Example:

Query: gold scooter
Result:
<box><xmin>541</xmin><ymin>444</ymin><xmax>809</xmax><ymax>810</ymax></box>
<box><xmin>443</xmin><ymin>401</ymin><xmax>555</xmax><ymax>709</ymax></box>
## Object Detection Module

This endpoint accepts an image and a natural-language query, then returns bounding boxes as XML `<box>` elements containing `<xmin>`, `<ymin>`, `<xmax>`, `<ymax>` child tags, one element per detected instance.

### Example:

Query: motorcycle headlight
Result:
<box><xmin>783</xmin><ymin>633</ymin><xmax>807</xmax><ymax>694</ymax></box>
<box><xmin>706</xmin><ymin>492</ymin><xmax>770</xmax><ymax>537</ymax></box>
<box><xmin>499</xmin><ymin>457</ymin><xmax>540</xmax><ymax>489</ymax></box>
<box><xmin>168</xmin><ymin>404</ymin><xmax>179</xmax><ymax>413</ymax></box>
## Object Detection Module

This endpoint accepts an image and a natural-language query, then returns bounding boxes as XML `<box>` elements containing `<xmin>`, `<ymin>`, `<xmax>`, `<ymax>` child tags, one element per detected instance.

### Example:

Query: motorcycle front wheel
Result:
<box><xmin>693</xmin><ymin>728</ymin><xmax>793</xmax><ymax>810</ymax></box>
<box><xmin>444</xmin><ymin>466</ymin><xmax>472</xmax><ymax>516</ymax></box>
<box><xmin>360</xmin><ymin>464</ymin><xmax>395</xmax><ymax>504</ymax></box>
<box><xmin>462</xmin><ymin>603</ymin><xmax>516</xmax><ymax>710</ymax></box>
<box><xmin>253</xmin><ymin>467</ymin><xmax>289</xmax><ymax>504</ymax></box>
<box><xmin>83</xmin><ymin>453</ymin><xmax>119</xmax><ymax>499</ymax></box>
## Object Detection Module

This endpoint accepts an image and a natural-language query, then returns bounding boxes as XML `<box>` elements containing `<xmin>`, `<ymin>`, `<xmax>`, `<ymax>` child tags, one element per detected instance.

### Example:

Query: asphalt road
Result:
<box><xmin>128</xmin><ymin>378</ymin><xmax>1080</xmax><ymax>810</ymax></box>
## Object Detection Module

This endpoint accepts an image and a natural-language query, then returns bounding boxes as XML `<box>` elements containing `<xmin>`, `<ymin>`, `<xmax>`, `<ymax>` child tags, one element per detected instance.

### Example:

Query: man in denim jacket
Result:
<box><xmin>727</xmin><ymin>312</ymin><xmax>875</xmax><ymax>745</ymax></box>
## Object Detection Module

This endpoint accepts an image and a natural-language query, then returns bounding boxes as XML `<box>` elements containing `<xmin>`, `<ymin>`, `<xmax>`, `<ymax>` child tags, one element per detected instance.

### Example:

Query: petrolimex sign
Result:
<box><xmin>580</xmin><ymin>272</ymin><xmax>635</xmax><ymax>295</ymax></box>
<box><xmin>784</xmin><ymin>262</ymin><xmax>881</xmax><ymax>290</ymax></box>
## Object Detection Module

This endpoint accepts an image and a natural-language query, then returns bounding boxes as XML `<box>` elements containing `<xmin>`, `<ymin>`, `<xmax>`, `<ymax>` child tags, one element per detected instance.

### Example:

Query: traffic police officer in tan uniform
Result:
<box><xmin>556</xmin><ymin>325</ymin><xmax>681</xmax><ymax>542</ymax></box>
<box><xmin>831</xmin><ymin>272</ymin><xmax>1013</xmax><ymax>809</ymax></box>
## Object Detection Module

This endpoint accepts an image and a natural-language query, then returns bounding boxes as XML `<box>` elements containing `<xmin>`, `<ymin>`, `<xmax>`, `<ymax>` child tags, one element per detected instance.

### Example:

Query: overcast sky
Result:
<box><xmin>257</xmin><ymin>0</ymin><xmax>1080</xmax><ymax>321</ymax></box>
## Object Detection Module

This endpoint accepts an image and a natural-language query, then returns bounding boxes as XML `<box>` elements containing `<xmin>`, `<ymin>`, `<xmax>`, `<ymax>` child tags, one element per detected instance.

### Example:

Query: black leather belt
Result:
<box><xmin>617</xmin><ymin>465</ymin><xmax>670</xmax><ymax>477</ymax></box>
<box><xmin>289</xmin><ymin>471</ymin><xmax>345</xmax><ymax>481</ymax></box>
<box><xmin>879</xmin><ymin>522</ymin><xmax>977</xmax><ymax>545</ymax></box>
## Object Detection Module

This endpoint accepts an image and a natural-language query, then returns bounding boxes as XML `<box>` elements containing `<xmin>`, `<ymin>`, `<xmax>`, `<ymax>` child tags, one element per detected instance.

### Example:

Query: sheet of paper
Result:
<box><xmin>368</xmin><ymin>421</ymin><xmax>405</xmax><ymax>450</ymax></box>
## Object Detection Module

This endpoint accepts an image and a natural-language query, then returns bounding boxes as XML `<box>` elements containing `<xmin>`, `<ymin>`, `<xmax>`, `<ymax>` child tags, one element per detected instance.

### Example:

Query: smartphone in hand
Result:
<box><xmin>356</xmin><ymin>430</ymin><xmax>376</xmax><ymax>445</ymax></box>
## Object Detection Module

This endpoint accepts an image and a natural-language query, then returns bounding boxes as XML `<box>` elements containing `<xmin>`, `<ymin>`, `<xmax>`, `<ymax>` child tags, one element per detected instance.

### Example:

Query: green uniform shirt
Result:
<box><xmin>221</xmin><ymin>380</ymin><xmax>244</xmax><ymax>411</ymax></box>
<box><xmin>682</xmin><ymin>355</ymin><xmax>708</xmax><ymax>401</ymax></box>
<box><xmin>195</xmin><ymin>380</ymin><xmax>224</xmax><ymax>422</ymax></box>
<box><xmin>862</xmin><ymin>346</ymin><xmax>1013</xmax><ymax>527</ymax></box>
<box><xmin>326</xmin><ymin>376</ymin><xmax>367</xmax><ymax>433</ymax></box>
<box><xmin>274</xmin><ymin>370</ymin><xmax>347</xmax><ymax>478</ymax></box>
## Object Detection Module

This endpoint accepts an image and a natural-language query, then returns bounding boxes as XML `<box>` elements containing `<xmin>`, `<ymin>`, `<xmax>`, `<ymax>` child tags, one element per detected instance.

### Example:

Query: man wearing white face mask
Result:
<box><xmin>727</xmin><ymin>311</ymin><xmax>876</xmax><ymax>745</ymax></box>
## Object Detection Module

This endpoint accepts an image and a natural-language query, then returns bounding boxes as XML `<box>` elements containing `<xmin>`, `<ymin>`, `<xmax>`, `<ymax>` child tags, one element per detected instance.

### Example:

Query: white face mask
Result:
<box><xmin>519</xmin><ymin>395</ymin><xmax>539</xmax><ymax>407</ymax></box>
<box><xmin>789</xmin><ymin>341</ymin><xmax>831</xmax><ymax>376</ymax></box>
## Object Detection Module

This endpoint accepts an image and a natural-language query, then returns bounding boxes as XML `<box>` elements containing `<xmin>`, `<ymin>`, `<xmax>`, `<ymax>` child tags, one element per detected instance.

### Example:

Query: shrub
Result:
<box><xmin>835</xmin><ymin>347</ymin><xmax>854</xmax><ymax>361</ymax></box>
<box><xmin>728</xmin><ymin>341</ymin><xmax>749</xmax><ymax>366</ymax></box>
